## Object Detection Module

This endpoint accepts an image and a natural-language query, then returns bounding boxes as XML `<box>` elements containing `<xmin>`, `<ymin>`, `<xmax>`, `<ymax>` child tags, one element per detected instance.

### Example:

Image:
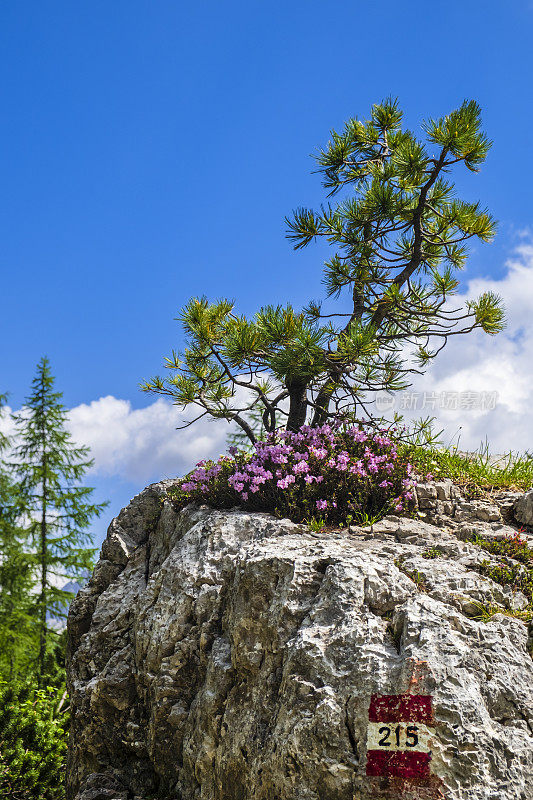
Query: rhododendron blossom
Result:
<box><xmin>170</xmin><ymin>423</ymin><xmax>416</xmax><ymax>526</ymax></box>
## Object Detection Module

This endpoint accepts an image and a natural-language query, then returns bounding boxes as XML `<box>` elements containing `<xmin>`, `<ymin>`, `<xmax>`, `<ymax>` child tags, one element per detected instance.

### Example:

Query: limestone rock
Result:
<box><xmin>454</xmin><ymin>500</ymin><xmax>502</xmax><ymax>524</ymax></box>
<box><xmin>514</xmin><ymin>488</ymin><xmax>533</xmax><ymax>528</ymax></box>
<box><xmin>67</xmin><ymin>487</ymin><xmax>533</xmax><ymax>800</ymax></box>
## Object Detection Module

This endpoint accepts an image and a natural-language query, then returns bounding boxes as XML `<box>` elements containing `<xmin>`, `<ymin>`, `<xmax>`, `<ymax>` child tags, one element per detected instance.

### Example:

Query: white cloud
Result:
<box><xmin>66</xmin><ymin>396</ymin><xmax>230</xmax><ymax>483</ymax></box>
<box><xmin>385</xmin><ymin>242</ymin><xmax>533</xmax><ymax>453</ymax></box>
<box><xmin>1</xmin><ymin>395</ymin><xmax>231</xmax><ymax>485</ymax></box>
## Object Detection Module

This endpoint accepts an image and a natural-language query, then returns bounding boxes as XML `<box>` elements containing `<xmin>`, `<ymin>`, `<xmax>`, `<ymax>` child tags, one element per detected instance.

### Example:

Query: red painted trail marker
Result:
<box><xmin>366</xmin><ymin>693</ymin><xmax>436</xmax><ymax>779</ymax></box>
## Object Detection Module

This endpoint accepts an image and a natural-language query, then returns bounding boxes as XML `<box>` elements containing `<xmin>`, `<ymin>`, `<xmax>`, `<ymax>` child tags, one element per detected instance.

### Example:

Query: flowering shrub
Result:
<box><xmin>468</xmin><ymin>530</ymin><xmax>533</xmax><ymax>565</ymax></box>
<box><xmin>169</xmin><ymin>424</ymin><xmax>417</xmax><ymax>525</ymax></box>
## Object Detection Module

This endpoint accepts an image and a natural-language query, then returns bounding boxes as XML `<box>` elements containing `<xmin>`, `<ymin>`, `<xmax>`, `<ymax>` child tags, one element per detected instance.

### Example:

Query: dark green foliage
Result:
<box><xmin>0</xmin><ymin>395</ymin><xmax>36</xmax><ymax>679</ymax></box>
<box><xmin>0</xmin><ymin>371</ymin><xmax>105</xmax><ymax>799</ymax></box>
<box><xmin>0</xmin><ymin>470</ymin><xmax>36</xmax><ymax>679</ymax></box>
<box><xmin>421</xmin><ymin>547</ymin><xmax>444</xmax><ymax>559</ymax></box>
<box><xmin>0</xmin><ymin>680</ymin><xmax>68</xmax><ymax>800</ymax></box>
<box><xmin>143</xmin><ymin>99</ymin><xmax>504</xmax><ymax>439</ymax></box>
<box><xmin>8</xmin><ymin>358</ymin><xmax>107</xmax><ymax>681</ymax></box>
<box><xmin>478</xmin><ymin>559</ymin><xmax>533</xmax><ymax>608</ymax></box>
<box><xmin>468</xmin><ymin>531</ymin><xmax>533</xmax><ymax>565</ymax></box>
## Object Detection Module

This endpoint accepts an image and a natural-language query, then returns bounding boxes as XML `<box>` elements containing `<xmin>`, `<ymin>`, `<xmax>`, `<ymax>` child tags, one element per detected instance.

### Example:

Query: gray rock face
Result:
<box><xmin>514</xmin><ymin>488</ymin><xmax>533</xmax><ymax>528</ymax></box>
<box><xmin>67</xmin><ymin>485</ymin><xmax>533</xmax><ymax>800</ymax></box>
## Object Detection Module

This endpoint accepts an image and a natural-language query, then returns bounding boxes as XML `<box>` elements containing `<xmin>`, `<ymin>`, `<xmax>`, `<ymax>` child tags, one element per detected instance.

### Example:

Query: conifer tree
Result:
<box><xmin>0</xmin><ymin>680</ymin><xmax>68</xmax><ymax>800</ymax></box>
<box><xmin>0</xmin><ymin>470</ymin><xmax>36</xmax><ymax>680</ymax></box>
<box><xmin>9</xmin><ymin>359</ymin><xmax>107</xmax><ymax>681</ymax></box>
<box><xmin>0</xmin><ymin>393</ymin><xmax>9</xmax><ymax>452</ymax></box>
<box><xmin>143</xmin><ymin>99</ymin><xmax>505</xmax><ymax>440</ymax></box>
<box><xmin>0</xmin><ymin>394</ymin><xmax>36</xmax><ymax>680</ymax></box>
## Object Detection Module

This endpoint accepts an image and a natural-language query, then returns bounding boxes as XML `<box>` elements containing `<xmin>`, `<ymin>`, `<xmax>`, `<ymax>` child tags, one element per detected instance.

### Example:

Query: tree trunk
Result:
<box><xmin>39</xmin><ymin>455</ymin><xmax>47</xmax><ymax>684</ymax></box>
<box><xmin>311</xmin><ymin>382</ymin><xmax>334</xmax><ymax>426</ymax></box>
<box><xmin>286</xmin><ymin>380</ymin><xmax>308</xmax><ymax>432</ymax></box>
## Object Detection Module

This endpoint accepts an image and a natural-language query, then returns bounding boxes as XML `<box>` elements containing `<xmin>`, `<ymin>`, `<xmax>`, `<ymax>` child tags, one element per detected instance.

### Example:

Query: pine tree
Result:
<box><xmin>226</xmin><ymin>405</ymin><xmax>267</xmax><ymax>451</ymax></box>
<box><xmin>9</xmin><ymin>359</ymin><xmax>107</xmax><ymax>681</ymax></box>
<box><xmin>142</xmin><ymin>99</ymin><xmax>505</xmax><ymax>440</ymax></box>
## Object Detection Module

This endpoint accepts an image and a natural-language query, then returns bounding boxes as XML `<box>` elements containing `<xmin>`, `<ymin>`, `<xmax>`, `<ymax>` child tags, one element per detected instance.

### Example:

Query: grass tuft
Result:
<box><xmin>394</xmin><ymin>556</ymin><xmax>428</xmax><ymax>591</ymax></box>
<box><xmin>404</xmin><ymin>440</ymin><xmax>533</xmax><ymax>495</ymax></box>
<box><xmin>465</xmin><ymin>600</ymin><xmax>532</xmax><ymax>624</ymax></box>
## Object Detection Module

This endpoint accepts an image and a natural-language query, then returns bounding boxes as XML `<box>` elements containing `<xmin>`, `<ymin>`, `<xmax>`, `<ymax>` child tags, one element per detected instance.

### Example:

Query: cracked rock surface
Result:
<box><xmin>67</xmin><ymin>483</ymin><xmax>533</xmax><ymax>800</ymax></box>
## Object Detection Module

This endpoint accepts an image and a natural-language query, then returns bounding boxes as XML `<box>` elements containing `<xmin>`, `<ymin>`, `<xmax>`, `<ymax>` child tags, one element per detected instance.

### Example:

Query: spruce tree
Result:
<box><xmin>0</xmin><ymin>470</ymin><xmax>36</xmax><ymax>680</ymax></box>
<box><xmin>0</xmin><ymin>394</ymin><xmax>36</xmax><ymax>680</ymax></box>
<box><xmin>9</xmin><ymin>359</ymin><xmax>107</xmax><ymax>681</ymax></box>
<box><xmin>143</xmin><ymin>99</ymin><xmax>505</xmax><ymax>440</ymax></box>
<box><xmin>0</xmin><ymin>393</ymin><xmax>9</xmax><ymax>452</ymax></box>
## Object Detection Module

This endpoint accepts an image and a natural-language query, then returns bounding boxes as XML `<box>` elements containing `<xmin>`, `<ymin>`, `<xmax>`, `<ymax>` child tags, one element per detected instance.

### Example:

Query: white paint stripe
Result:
<box><xmin>366</xmin><ymin>721</ymin><xmax>435</xmax><ymax>754</ymax></box>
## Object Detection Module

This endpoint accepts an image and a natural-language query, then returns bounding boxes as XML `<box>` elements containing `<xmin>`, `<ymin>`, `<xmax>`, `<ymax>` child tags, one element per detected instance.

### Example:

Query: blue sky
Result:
<box><xmin>2</xmin><ymin>0</ymin><xmax>533</xmax><ymax>544</ymax></box>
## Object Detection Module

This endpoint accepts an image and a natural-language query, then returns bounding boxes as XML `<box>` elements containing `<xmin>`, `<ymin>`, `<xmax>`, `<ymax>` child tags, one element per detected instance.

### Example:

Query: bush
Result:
<box><xmin>0</xmin><ymin>681</ymin><xmax>67</xmax><ymax>800</ymax></box>
<box><xmin>468</xmin><ymin>530</ymin><xmax>533</xmax><ymax>565</ymax></box>
<box><xmin>478</xmin><ymin>559</ymin><xmax>533</xmax><ymax>607</ymax></box>
<box><xmin>169</xmin><ymin>423</ymin><xmax>417</xmax><ymax>525</ymax></box>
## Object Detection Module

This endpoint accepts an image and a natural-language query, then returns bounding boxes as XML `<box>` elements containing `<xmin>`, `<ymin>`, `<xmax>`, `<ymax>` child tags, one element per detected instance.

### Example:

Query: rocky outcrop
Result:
<box><xmin>514</xmin><ymin>488</ymin><xmax>533</xmax><ymax>528</ymax></box>
<box><xmin>67</xmin><ymin>482</ymin><xmax>533</xmax><ymax>800</ymax></box>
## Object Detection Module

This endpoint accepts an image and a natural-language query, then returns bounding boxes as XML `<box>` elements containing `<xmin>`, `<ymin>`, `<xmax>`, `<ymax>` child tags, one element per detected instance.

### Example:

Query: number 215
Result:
<box><xmin>378</xmin><ymin>724</ymin><xmax>419</xmax><ymax>748</ymax></box>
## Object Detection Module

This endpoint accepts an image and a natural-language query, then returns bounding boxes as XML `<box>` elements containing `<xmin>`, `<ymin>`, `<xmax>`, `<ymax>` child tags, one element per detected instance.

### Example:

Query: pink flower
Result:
<box><xmin>277</xmin><ymin>475</ymin><xmax>296</xmax><ymax>489</ymax></box>
<box><xmin>316</xmin><ymin>499</ymin><xmax>328</xmax><ymax>510</ymax></box>
<box><xmin>310</xmin><ymin>447</ymin><xmax>327</xmax><ymax>459</ymax></box>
